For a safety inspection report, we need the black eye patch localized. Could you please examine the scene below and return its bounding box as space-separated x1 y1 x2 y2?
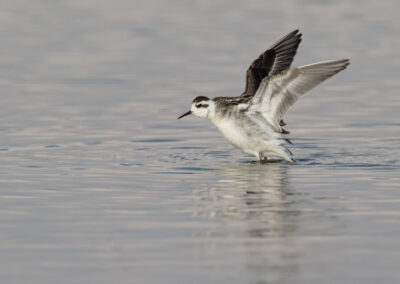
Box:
196 104 209 108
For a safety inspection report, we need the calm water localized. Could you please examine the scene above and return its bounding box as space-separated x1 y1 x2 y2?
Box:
1 0 400 283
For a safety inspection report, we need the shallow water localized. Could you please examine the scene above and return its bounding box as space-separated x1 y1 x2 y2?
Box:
1 0 400 283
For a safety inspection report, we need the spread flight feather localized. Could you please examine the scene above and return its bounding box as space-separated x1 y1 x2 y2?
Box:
246 59 350 132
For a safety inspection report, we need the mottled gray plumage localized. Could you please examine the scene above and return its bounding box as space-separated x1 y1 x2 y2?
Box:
213 29 302 128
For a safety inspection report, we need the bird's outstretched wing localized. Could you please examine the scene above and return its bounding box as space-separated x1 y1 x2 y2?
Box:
247 59 350 132
241 30 302 99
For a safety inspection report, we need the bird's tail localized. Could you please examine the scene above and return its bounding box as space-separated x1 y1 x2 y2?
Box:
263 141 294 163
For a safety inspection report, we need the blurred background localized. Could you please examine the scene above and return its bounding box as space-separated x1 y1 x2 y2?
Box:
1 0 399 283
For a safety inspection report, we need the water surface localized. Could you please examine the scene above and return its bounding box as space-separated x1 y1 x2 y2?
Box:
1 0 400 283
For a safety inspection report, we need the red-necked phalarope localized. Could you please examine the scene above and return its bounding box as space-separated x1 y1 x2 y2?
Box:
178 30 349 162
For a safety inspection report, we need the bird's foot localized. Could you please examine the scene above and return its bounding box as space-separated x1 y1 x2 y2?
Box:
258 153 268 163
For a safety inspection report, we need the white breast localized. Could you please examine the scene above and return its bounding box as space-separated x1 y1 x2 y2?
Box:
211 115 260 156
210 106 286 158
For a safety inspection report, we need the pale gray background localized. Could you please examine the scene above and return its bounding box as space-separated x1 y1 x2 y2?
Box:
1 0 399 283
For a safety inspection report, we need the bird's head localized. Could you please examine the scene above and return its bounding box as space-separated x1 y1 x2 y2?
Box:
177 96 214 119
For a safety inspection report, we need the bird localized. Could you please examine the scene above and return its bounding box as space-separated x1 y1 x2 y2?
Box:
177 30 349 162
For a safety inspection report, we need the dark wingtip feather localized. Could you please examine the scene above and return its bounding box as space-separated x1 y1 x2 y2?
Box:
241 30 303 98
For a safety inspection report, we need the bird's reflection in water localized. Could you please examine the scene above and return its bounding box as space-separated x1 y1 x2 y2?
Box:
193 162 299 238
192 162 300 283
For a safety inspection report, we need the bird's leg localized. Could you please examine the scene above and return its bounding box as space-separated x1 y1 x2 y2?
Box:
258 153 268 163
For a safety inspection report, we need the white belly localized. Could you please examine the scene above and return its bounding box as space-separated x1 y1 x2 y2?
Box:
212 118 259 156
209 113 292 161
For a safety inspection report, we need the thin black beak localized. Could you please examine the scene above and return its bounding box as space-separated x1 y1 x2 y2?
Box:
177 110 192 119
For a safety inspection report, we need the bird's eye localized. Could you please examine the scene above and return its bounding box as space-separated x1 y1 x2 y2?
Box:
196 104 208 108
195 103 209 108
